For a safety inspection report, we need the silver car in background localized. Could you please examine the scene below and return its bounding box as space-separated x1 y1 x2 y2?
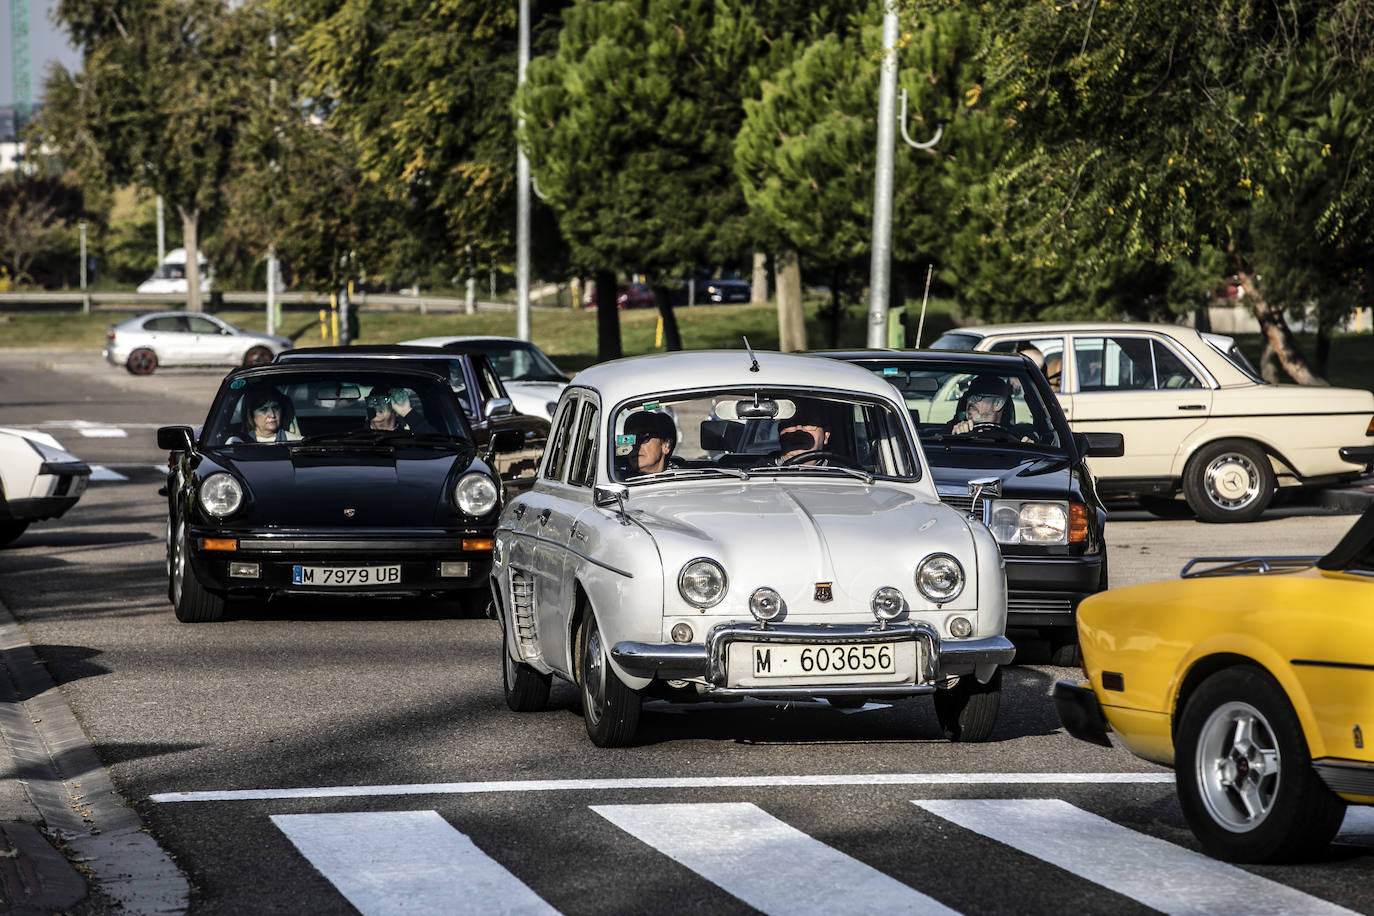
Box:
104 311 294 375
491 350 1014 747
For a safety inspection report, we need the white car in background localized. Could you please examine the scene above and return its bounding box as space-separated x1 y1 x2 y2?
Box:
400 335 568 418
0 427 92 547
104 311 294 375
136 248 213 294
931 322 1374 522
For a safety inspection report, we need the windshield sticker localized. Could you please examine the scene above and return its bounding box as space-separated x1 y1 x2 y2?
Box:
230 378 246 389
615 434 635 447
881 367 898 375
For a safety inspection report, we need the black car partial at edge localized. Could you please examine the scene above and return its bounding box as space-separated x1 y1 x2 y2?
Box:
158 362 522 622
818 350 1123 664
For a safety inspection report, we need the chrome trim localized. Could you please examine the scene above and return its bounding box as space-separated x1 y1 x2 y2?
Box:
512 530 634 578
937 634 1016 670
1313 759 1374 797
611 642 708 679
698 684 937 699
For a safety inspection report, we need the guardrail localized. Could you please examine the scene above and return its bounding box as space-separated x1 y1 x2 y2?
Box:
0 290 525 313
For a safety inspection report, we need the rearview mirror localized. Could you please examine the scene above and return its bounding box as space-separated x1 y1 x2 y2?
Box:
485 396 514 418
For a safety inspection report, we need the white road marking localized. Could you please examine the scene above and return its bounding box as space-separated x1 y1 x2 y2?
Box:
1337 806 1374 844
150 771 1174 803
88 466 128 482
915 799 1358 916
593 802 959 916
272 810 558 916
77 427 127 438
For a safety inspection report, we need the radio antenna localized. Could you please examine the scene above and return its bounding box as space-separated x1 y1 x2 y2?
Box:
743 336 760 372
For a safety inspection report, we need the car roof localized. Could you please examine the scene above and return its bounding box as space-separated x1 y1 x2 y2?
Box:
811 349 1031 368
568 350 912 405
226 361 450 382
401 335 526 346
942 321 1210 340
279 344 476 358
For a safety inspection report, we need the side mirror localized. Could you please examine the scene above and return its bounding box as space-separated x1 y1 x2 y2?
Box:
157 425 195 452
488 429 524 454
594 483 628 509
1076 432 1124 458
485 397 514 418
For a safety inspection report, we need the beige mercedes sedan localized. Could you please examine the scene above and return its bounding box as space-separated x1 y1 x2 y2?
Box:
932 322 1374 522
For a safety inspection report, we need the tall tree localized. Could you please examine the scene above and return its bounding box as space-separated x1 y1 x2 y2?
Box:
39 0 251 311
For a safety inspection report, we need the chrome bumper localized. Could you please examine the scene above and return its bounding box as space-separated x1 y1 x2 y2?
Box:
611 622 1015 697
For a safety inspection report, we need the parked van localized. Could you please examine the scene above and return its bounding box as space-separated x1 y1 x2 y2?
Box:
136 248 213 294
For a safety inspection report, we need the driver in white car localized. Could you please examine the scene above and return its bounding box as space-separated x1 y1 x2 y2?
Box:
777 401 832 465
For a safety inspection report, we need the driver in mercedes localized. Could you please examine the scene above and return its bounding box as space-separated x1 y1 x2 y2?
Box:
947 375 1018 436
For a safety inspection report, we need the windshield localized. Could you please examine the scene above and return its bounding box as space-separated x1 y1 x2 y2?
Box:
610 390 919 483
928 332 981 351
205 370 473 446
462 340 566 383
855 362 1064 449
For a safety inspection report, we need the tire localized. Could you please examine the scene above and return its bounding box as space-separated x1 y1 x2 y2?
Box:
1138 495 1196 520
242 346 274 367
0 520 30 547
1182 440 1275 523
165 514 176 603
1047 627 1081 667
126 348 158 375
171 520 226 622
933 667 1002 742
578 611 640 747
1175 667 1346 863
500 608 550 713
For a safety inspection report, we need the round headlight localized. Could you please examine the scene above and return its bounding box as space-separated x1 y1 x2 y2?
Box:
198 472 244 517
748 587 783 622
454 472 499 516
678 558 726 608
871 586 905 621
915 553 964 602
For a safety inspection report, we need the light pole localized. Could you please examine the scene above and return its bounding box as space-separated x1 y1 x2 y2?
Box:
515 0 531 342
867 1 941 348
79 221 90 314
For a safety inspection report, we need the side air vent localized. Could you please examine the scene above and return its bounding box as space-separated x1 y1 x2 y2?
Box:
509 569 539 661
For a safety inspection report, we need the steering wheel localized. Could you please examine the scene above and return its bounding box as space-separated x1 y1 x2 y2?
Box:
956 423 1022 442
780 450 862 469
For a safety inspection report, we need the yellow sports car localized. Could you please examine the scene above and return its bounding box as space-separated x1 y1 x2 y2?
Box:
1054 505 1374 863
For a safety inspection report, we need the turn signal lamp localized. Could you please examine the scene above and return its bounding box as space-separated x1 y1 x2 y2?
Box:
1069 502 1090 543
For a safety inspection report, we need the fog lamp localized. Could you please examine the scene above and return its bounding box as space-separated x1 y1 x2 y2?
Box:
949 616 973 638
440 561 471 578
228 562 259 579
870 586 905 622
749 587 783 622
671 623 694 644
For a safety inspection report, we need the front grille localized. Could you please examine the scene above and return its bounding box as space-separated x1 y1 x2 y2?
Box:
1007 595 1077 614
939 494 975 514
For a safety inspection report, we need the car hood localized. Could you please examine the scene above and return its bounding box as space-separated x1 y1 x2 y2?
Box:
212 450 472 528
504 381 566 418
626 480 979 615
921 446 1075 502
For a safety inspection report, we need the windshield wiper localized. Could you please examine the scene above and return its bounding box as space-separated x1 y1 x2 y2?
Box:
635 466 750 482
755 465 874 484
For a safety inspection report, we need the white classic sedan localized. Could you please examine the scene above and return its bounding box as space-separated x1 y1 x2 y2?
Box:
105 311 294 375
0 427 91 546
932 322 1374 522
490 350 1015 747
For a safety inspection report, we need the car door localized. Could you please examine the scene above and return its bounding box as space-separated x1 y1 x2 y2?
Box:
1061 333 1213 480
144 315 193 365
187 315 239 363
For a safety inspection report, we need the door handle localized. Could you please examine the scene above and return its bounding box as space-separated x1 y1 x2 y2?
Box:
513 504 526 519
1177 404 1206 411
538 509 551 525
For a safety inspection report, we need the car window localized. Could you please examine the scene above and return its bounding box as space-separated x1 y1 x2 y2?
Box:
1073 336 1156 391
464 340 565 383
1152 340 1203 389
859 363 1063 449
541 397 578 481
207 370 472 445
928 332 981 350
1203 335 1265 382
145 315 190 332
567 402 600 488
609 389 919 483
987 336 1066 392
187 316 224 335
473 358 505 403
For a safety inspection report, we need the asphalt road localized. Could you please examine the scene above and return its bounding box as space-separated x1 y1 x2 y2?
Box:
0 349 1370 915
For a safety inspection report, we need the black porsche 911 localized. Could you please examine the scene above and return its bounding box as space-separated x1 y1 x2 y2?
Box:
157 362 521 622
818 349 1124 665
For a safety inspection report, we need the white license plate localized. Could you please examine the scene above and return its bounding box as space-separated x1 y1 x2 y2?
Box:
291 565 401 587
751 642 897 678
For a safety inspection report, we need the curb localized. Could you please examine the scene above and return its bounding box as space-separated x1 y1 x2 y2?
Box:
0 599 188 914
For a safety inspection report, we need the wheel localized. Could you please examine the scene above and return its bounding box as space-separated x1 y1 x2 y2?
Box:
1138 495 1197 520
171 520 226 622
578 611 641 747
1047 627 1081 667
165 514 176 602
126 348 158 375
1182 440 1275 523
242 346 274 367
1176 667 1346 862
933 667 1002 742
500 608 550 713
0 520 29 547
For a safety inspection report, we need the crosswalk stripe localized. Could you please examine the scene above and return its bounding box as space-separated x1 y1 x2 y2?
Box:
915 799 1357 916
77 427 127 438
89 466 128 482
271 811 558 916
592 802 960 916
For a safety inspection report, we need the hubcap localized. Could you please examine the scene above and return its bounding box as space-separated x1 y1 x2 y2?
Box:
583 622 606 725
1203 453 1261 510
1194 700 1281 832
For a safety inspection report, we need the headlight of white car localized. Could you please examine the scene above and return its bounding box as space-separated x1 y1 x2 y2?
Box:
679 558 727 608
915 553 964 602
198 473 244 517
987 500 1069 545
454 472 499 516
